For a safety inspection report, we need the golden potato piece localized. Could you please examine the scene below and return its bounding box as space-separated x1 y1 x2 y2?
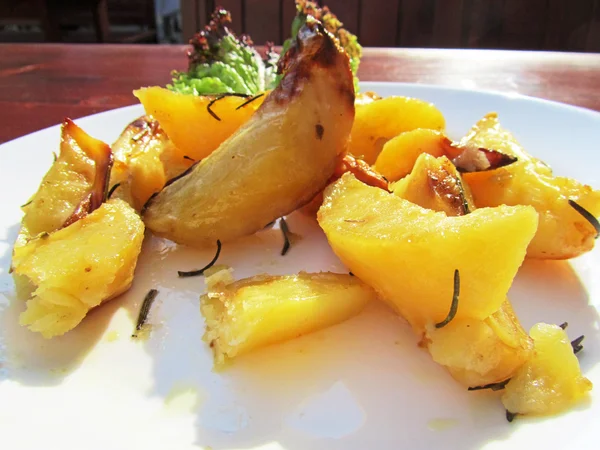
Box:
374 128 449 182
13 200 145 338
134 87 265 161
426 301 533 387
502 323 592 417
109 116 194 211
461 113 600 259
348 97 445 164
201 272 376 365
318 174 538 329
393 153 474 216
143 20 355 247
17 119 110 241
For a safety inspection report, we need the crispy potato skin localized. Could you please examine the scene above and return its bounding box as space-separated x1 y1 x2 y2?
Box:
393 153 474 217
143 21 355 247
17 119 109 241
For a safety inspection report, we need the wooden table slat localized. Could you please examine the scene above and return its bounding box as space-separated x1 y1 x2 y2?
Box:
0 43 599 144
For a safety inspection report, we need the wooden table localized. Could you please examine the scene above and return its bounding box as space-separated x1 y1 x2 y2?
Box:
1 44 599 144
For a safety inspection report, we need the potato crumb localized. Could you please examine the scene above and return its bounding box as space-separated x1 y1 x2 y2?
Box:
204 265 234 290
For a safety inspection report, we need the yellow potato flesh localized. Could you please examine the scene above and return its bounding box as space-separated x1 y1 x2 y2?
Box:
109 116 193 211
375 128 448 182
426 301 533 387
502 323 592 416
13 200 145 338
318 174 538 330
348 97 446 164
201 272 377 365
134 87 264 161
461 113 600 259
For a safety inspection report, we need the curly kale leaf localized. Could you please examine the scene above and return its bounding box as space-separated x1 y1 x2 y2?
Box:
168 8 275 95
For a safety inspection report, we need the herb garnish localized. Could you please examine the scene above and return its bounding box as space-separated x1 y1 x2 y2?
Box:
178 240 222 277
132 289 158 338
235 93 265 110
571 335 585 354
207 93 251 121
280 217 291 256
468 379 510 391
568 199 600 238
435 269 460 328
107 183 121 199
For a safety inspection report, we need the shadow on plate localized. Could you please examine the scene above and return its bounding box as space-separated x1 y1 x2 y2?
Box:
0 221 120 386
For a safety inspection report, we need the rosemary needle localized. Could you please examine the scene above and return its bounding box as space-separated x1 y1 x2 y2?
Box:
435 269 460 329
178 240 222 277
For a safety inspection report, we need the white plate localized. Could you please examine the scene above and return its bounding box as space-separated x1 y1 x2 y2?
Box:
1 82 599 450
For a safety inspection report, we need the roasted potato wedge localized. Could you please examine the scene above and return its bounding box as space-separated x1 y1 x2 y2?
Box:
348 97 445 164
318 174 538 329
13 200 145 338
109 116 194 211
461 113 600 259
502 323 592 417
134 86 265 162
201 271 377 365
143 19 355 247
16 119 111 242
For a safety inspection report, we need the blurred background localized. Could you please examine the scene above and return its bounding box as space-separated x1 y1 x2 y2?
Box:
0 0 598 52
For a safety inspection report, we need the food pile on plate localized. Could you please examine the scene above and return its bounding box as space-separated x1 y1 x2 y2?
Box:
10 1 600 422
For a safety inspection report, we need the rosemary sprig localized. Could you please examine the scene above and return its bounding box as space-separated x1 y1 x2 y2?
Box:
183 155 195 161
468 379 510 392
280 217 291 256
178 240 222 277
559 322 568 330
132 289 158 337
21 199 33 208
235 93 265 110
207 93 251 121
107 183 121 199
435 269 460 329
506 410 517 422
571 335 585 354
568 199 600 239
456 176 471 215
